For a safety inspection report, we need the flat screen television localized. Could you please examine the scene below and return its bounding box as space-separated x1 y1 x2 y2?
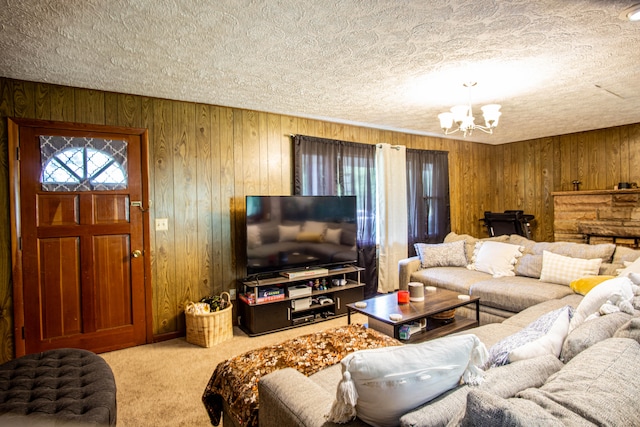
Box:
245 195 358 276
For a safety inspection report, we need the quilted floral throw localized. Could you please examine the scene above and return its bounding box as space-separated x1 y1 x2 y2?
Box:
202 323 400 427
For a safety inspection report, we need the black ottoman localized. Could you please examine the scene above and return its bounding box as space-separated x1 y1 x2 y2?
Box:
0 348 117 426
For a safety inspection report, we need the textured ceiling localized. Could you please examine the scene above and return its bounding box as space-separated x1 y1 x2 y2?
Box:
1 0 640 144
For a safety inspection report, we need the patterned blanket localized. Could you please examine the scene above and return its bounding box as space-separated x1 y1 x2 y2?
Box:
202 323 400 427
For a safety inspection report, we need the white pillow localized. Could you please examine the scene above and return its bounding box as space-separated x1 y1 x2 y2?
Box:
414 240 467 269
278 224 300 242
467 241 523 278
539 250 602 286
568 276 634 333
485 306 572 368
324 228 342 245
509 306 572 363
326 334 488 427
302 220 327 234
618 256 640 277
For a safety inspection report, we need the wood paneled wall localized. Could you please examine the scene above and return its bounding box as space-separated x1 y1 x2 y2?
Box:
491 126 640 242
0 76 639 361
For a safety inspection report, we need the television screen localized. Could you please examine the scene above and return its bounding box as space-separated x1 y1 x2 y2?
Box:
245 195 358 276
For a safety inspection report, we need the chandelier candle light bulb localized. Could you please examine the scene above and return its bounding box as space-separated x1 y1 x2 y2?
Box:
438 82 501 137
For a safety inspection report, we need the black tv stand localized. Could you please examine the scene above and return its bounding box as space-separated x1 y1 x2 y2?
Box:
237 265 364 336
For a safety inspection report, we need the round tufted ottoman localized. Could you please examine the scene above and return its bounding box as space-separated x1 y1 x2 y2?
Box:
0 348 117 425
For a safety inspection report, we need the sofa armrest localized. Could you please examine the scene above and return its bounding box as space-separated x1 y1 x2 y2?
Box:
398 256 422 290
259 368 339 427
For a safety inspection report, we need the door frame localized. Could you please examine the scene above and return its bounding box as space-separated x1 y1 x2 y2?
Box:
8 117 153 357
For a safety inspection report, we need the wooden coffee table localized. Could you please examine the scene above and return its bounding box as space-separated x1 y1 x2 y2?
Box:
346 288 480 343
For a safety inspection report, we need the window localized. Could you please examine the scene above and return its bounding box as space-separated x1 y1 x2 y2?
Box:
294 135 451 293
294 136 376 247
406 148 450 252
39 136 128 191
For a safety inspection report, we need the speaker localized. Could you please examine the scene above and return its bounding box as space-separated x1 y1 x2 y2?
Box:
408 282 425 302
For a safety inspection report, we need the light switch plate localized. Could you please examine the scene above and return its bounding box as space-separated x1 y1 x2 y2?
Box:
155 218 169 231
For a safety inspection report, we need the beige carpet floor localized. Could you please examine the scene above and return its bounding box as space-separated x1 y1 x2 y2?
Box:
101 314 367 426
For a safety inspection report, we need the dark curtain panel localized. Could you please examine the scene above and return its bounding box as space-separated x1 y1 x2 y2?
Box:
293 136 341 195
294 135 378 297
406 149 451 255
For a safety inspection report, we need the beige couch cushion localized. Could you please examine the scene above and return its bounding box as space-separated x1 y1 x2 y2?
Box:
455 323 523 348
612 245 640 264
614 316 640 342
469 276 573 312
459 388 565 426
509 235 616 279
460 338 640 426
503 294 583 329
517 338 640 426
531 241 616 261
561 311 632 362
410 267 492 295
513 254 543 278
508 234 537 253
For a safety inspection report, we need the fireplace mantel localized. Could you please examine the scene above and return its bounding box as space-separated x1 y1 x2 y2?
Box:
552 189 640 247
551 189 640 197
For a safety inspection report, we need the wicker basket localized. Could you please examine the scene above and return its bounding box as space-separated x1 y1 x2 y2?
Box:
185 292 233 347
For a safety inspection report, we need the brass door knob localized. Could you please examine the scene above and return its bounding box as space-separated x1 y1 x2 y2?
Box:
131 250 142 258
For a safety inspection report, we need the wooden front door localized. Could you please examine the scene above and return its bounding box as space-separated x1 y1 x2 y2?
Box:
9 118 152 357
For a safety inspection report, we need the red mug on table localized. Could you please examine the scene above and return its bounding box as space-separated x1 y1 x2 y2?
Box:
397 290 410 304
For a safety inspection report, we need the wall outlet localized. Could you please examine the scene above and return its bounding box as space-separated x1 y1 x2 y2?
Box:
229 289 236 300
155 218 169 231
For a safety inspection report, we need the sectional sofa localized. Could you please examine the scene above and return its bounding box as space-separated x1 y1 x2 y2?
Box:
399 232 640 324
259 288 640 426
256 234 640 426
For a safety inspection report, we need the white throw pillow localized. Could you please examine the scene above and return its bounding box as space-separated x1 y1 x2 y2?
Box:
618 256 640 277
467 241 523 278
302 220 327 234
509 306 572 362
326 334 488 427
414 240 467 269
278 224 300 242
568 276 634 333
539 250 602 286
485 306 572 368
324 228 342 245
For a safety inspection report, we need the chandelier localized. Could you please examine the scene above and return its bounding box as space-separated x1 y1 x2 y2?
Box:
437 82 502 137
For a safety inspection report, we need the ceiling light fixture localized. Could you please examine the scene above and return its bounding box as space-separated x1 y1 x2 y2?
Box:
620 3 640 21
437 82 501 137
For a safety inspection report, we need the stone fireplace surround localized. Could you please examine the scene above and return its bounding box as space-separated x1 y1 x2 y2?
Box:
553 189 640 248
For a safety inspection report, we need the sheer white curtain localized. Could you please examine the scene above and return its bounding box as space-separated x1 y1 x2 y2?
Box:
376 143 408 293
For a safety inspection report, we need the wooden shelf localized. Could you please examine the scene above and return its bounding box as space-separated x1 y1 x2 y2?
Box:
291 302 335 314
242 265 363 288
552 188 640 196
241 281 361 306
406 316 478 343
237 265 365 336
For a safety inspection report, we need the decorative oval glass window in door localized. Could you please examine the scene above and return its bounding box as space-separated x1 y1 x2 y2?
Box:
39 135 128 191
